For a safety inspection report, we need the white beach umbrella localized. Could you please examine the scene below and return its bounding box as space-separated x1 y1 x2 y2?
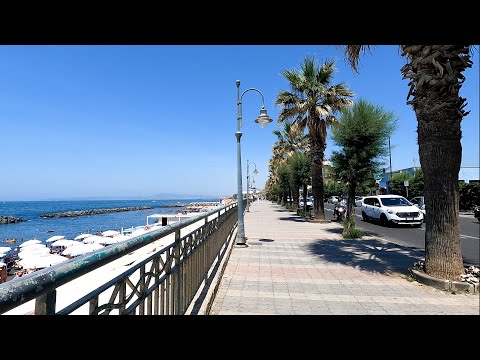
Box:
0 246 12 253
84 243 104 252
51 239 79 248
103 235 132 245
102 230 120 237
19 244 47 252
19 239 42 248
46 235 65 243
83 235 105 244
61 244 88 257
62 243 104 257
19 254 68 270
18 247 51 259
74 233 93 241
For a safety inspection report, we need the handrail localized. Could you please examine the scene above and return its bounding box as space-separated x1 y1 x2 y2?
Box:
0 203 237 314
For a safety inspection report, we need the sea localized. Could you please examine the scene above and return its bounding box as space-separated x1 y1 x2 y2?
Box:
0 199 218 250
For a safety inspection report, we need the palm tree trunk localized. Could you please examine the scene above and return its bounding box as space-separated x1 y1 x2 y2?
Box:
308 117 327 221
401 45 471 279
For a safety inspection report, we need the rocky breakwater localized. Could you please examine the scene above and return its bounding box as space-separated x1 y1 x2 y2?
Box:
0 216 27 224
40 206 154 218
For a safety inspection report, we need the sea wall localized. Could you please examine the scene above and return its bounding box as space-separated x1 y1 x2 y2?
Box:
0 216 27 225
40 206 154 218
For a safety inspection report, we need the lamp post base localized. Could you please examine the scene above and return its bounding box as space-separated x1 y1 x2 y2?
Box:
235 235 248 246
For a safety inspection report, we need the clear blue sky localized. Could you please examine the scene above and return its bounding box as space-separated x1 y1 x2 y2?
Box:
0 45 478 201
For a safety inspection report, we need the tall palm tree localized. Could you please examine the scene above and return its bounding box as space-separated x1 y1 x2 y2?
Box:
342 45 473 280
276 56 354 221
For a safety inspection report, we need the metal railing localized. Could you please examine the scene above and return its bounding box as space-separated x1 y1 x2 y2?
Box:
0 203 238 315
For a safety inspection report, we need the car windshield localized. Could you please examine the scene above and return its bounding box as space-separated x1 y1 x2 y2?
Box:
381 197 411 206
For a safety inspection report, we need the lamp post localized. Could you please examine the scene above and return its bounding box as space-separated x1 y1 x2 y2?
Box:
246 160 258 212
235 80 272 245
388 136 393 194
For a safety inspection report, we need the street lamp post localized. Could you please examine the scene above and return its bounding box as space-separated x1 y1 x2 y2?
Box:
235 80 272 245
387 135 393 194
246 160 258 212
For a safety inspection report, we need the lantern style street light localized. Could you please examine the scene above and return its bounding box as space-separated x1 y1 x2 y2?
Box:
235 80 272 245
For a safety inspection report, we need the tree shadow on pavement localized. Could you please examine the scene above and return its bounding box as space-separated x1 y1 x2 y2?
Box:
307 237 424 276
278 216 309 222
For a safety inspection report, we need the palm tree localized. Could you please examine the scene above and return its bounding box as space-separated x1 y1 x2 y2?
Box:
267 122 309 204
276 56 354 221
342 45 473 280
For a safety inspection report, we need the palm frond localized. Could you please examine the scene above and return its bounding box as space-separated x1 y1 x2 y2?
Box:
317 59 336 85
341 45 373 72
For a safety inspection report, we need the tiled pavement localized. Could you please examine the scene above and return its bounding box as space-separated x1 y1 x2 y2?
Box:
209 200 480 315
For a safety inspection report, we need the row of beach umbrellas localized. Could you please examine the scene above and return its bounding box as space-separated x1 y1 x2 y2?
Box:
6 229 129 271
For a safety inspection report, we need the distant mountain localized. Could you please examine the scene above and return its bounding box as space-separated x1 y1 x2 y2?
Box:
36 193 226 201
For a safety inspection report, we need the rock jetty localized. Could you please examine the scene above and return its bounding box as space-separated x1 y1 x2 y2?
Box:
0 216 27 225
40 206 154 218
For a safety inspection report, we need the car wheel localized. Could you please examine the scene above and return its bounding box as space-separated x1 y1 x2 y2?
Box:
380 214 390 227
362 211 369 221
413 223 422 228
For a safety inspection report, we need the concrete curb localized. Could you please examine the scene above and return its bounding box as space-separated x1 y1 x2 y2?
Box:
410 269 479 294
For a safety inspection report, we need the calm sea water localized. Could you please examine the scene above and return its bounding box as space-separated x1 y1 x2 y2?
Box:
0 199 217 249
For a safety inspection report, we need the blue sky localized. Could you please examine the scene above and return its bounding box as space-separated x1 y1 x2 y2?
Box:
0 45 478 201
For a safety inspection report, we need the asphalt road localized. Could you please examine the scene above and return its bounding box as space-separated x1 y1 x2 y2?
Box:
323 203 479 266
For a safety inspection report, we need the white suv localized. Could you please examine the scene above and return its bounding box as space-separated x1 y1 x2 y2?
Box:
361 195 423 227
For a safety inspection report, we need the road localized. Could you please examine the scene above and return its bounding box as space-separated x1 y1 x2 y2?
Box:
323 203 479 266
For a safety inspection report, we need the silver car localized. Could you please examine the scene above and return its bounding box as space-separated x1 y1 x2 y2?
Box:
409 196 426 218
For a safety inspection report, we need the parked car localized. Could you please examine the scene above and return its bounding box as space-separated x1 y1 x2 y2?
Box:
361 195 423 227
299 197 313 210
474 206 480 222
355 196 364 207
327 196 340 204
409 196 426 219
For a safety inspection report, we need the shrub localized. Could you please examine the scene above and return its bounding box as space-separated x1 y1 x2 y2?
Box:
342 226 365 239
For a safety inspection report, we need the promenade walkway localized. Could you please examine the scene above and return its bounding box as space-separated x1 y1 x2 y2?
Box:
210 200 479 315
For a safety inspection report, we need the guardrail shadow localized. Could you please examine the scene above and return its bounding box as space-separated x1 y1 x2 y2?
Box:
307 237 424 276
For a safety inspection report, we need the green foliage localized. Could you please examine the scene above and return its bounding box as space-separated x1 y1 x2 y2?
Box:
389 171 413 197
330 99 397 194
276 164 291 192
287 152 311 189
297 209 311 218
459 182 480 210
409 168 424 197
356 176 378 196
342 226 365 239
389 168 424 198
324 182 347 197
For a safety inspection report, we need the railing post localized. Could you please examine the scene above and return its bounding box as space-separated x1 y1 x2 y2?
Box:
174 229 181 315
119 279 126 315
35 289 57 315
89 296 99 315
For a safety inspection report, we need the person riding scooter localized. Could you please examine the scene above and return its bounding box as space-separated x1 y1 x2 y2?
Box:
334 198 347 222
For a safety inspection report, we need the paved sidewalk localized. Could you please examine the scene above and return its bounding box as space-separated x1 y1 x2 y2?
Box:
210 200 479 315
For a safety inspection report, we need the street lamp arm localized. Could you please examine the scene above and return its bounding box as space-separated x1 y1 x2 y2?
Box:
240 88 266 107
